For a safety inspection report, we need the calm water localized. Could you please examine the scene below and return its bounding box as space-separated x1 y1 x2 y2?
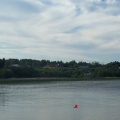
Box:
0 80 120 120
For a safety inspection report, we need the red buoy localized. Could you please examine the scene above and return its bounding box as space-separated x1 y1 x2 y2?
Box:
74 104 78 108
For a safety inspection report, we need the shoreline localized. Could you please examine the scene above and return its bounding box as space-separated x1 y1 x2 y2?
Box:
0 77 120 83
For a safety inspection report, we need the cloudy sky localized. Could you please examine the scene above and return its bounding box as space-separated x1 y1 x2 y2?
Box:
0 0 120 63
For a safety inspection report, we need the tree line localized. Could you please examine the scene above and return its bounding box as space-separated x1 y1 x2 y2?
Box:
0 58 120 78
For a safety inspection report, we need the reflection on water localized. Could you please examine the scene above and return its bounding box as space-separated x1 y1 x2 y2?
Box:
0 80 120 120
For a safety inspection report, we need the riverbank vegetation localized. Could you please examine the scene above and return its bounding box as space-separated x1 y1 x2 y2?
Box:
0 58 120 79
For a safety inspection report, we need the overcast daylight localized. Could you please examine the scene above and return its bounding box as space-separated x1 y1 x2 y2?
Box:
0 0 120 63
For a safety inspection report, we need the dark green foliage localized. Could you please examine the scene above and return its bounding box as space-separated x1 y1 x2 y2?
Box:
9 66 37 78
0 58 120 78
0 58 5 69
0 68 14 78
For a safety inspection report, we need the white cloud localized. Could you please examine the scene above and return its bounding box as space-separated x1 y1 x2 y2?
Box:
0 0 120 63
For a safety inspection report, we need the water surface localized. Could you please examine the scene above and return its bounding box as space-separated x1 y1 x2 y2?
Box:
0 80 120 120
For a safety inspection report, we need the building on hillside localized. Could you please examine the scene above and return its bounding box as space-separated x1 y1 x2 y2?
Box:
84 72 92 76
54 64 63 68
44 65 51 68
10 64 20 67
78 66 89 69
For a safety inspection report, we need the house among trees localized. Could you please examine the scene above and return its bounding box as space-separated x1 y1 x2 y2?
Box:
10 64 20 67
54 64 63 68
78 66 89 69
44 65 51 68
84 72 92 76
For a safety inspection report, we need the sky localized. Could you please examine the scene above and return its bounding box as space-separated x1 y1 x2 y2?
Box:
0 0 120 63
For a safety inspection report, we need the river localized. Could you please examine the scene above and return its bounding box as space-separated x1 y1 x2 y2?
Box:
0 80 120 120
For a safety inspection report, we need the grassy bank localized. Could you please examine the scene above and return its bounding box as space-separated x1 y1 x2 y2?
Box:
0 77 120 84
